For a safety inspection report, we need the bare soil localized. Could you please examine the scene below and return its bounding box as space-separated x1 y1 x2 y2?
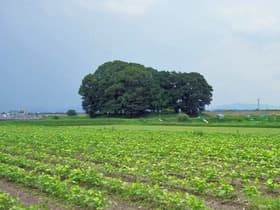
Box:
107 196 147 210
0 179 75 209
205 198 247 210
0 179 148 210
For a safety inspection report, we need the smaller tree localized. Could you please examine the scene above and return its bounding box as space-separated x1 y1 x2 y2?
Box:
66 109 77 116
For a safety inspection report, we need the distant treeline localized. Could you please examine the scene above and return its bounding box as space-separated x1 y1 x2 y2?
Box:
79 60 213 117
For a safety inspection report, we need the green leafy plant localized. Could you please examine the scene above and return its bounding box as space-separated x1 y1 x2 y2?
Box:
243 185 260 197
218 182 234 198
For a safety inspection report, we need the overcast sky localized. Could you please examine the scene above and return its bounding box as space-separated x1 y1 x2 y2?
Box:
1 0 280 112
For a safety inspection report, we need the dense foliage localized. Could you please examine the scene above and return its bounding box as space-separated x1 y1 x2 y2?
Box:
79 60 213 117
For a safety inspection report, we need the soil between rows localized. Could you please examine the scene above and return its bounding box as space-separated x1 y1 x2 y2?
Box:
0 178 149 210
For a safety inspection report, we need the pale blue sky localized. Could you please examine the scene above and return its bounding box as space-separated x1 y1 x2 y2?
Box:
1 0 280 112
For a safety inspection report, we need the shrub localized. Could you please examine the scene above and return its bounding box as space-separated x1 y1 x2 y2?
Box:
176 113 191 122
67 109 77 116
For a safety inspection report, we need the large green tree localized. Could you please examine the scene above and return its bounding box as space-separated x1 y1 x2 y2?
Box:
79 61 159 117
79 61 213 117
156 71 213 115
169 72 213 115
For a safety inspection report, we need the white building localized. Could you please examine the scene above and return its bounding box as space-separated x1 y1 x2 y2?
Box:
0 110 41 120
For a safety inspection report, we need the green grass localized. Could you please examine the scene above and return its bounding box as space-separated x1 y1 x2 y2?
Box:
1 113 280 129
92 125 280 136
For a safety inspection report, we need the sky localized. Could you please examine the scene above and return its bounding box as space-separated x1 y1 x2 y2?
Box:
1 0 280 112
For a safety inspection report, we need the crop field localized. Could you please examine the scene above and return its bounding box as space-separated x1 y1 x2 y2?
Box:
0 124 279 209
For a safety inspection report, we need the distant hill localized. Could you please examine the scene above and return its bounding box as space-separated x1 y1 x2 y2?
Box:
209 103 280 111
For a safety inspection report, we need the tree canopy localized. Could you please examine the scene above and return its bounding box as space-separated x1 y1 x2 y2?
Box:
66 109 77 116
79 61 213 117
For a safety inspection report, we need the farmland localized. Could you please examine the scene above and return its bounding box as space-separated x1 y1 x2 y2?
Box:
0 117 280 209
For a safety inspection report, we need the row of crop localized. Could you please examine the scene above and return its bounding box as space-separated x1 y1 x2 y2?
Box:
1 134 279 183
1 141 279 199
2 139 279 199
1 149 278 207
0 148 237 199
0 152 206 210
1 127 279 182
0 190 42 210
0 163 106 210
1 126 279 204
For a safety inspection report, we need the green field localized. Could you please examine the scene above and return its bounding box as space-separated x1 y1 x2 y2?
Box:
0 116 279 209
3 112 280 128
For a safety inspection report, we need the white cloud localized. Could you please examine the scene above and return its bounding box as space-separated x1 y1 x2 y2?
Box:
76 0 159 16
102 0 158 16
214 1 280 34
198 35 280 105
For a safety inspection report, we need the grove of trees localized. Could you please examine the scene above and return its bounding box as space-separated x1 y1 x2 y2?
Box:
79 61 213 117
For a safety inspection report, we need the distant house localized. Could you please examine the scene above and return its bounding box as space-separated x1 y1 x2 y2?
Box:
0 110 41 121
0 112 7 119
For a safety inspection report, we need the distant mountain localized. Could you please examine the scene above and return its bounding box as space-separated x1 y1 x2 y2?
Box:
209 103 280 111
